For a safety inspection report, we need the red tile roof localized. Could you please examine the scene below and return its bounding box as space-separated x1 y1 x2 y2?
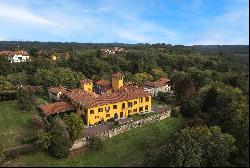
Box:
0 50 29 57
144 78 170 88
48 86 66 94
95 79 111 86
0 51 13 57
65 87 150 108
39 101 75 116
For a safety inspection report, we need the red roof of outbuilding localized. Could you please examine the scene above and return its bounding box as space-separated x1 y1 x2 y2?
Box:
144 78 170 88
48 86 66 94
39 101 75 116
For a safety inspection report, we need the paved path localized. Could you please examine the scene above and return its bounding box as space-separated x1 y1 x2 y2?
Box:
152 105 172 114
83 124 110 137
83 117 133 137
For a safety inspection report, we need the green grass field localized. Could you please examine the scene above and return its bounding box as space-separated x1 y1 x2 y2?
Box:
0 96 47 148
3 116 186 167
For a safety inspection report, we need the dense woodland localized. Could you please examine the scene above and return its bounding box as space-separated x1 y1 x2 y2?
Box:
0 41 249 167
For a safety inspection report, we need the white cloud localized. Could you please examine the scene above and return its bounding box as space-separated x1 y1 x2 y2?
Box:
0 3 61 27
187 6 249 45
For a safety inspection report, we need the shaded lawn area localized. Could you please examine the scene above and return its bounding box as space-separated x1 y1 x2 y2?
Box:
0 97 47 148
35 96 48 105
3 116 187 167
152 98 165 106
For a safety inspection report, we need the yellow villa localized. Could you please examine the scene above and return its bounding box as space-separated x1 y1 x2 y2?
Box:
40 73 152 125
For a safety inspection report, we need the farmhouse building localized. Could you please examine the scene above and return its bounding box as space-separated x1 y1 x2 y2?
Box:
40 73 152 125
143 78 171 97
48 86 67 101
0 50 30 63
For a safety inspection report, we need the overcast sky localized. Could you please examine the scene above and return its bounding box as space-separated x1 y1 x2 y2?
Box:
0 0 249 45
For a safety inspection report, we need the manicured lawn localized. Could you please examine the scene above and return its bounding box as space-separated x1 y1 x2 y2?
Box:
3 116 187 167
0 97 47 148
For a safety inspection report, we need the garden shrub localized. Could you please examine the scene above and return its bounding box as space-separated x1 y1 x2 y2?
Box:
171 108 181 118
0 144 5 163
35 129 53 151
27 115 46 130
64 113 84 141
49 116 72 158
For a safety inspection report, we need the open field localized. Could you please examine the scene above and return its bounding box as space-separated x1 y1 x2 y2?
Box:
0 97 47 148
2 116 186 167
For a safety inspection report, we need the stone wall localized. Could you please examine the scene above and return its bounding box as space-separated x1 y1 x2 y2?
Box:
95 109 171 140
70 108 176 151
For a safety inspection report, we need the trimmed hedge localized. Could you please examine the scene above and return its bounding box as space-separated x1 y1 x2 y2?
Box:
0 90 17 101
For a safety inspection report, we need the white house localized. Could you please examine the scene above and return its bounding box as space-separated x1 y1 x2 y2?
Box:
143 78 171 97
10 54 30 63
0 50 30 63
48 86 67 101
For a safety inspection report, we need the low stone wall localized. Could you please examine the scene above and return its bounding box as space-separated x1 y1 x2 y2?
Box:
96 109 171 140
70 107 176 151
3 143 36 160
70 137 88 151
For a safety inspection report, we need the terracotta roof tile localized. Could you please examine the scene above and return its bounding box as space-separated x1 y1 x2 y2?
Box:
95 79 111 86
65 87 150 108
39 101 75 116
48 86 66 94
144 78 170 88
0 50 29 57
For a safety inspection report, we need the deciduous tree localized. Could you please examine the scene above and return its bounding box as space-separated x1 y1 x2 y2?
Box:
50 116 72 158
64 113 84 141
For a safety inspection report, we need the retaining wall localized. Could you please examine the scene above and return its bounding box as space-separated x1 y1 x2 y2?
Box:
70 108 175 151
